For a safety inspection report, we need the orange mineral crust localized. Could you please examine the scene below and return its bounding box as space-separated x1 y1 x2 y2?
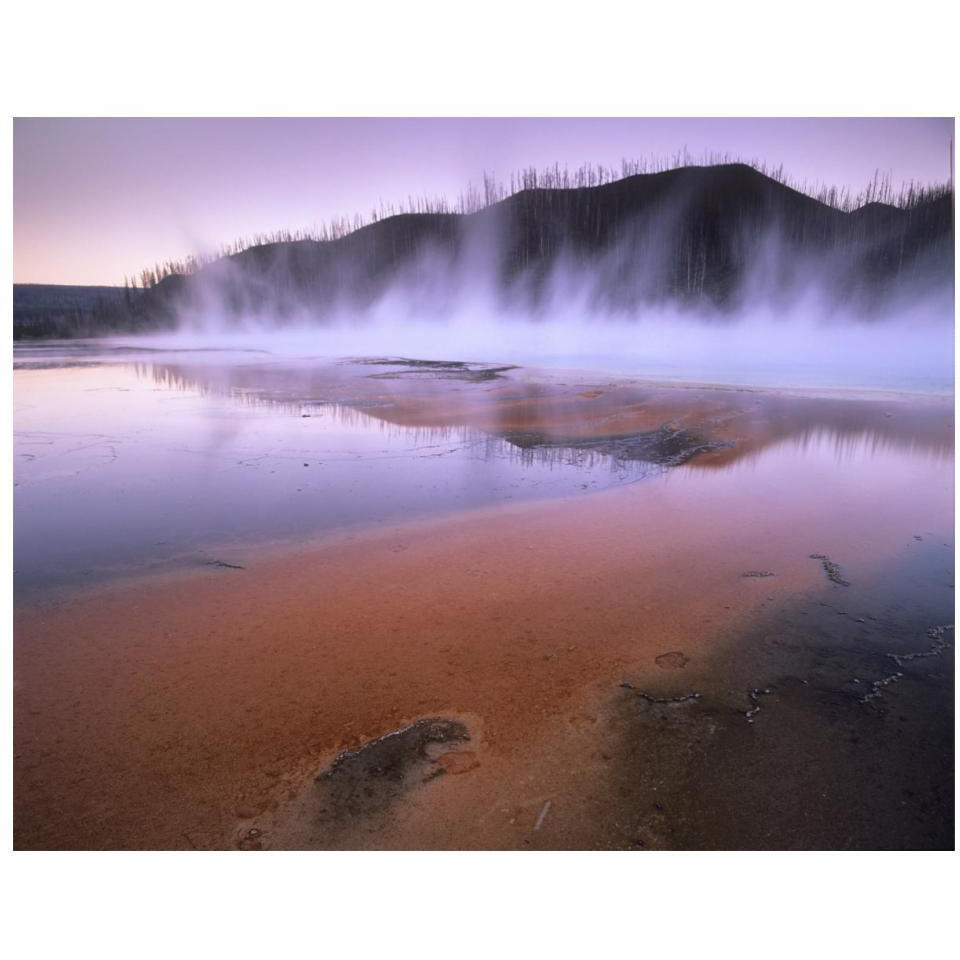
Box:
14 382 953 848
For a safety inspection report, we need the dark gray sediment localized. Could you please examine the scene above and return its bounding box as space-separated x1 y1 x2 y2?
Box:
583 545 954 850
502 425 732 466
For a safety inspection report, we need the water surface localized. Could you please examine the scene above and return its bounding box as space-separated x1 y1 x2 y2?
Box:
14 340 953 595
13 339 955 851
14 347 652 591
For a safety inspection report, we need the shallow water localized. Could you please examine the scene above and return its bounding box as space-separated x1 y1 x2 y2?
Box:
13 347 656 591
14 340 953 595
13 340 956 851
115 317 957 395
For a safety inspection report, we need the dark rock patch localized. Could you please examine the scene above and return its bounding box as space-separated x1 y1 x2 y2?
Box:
347 357 517 382
503 425 732 467
312 717 470 821
809 553 849 586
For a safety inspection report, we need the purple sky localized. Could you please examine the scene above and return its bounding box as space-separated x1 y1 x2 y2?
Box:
14 117 954 285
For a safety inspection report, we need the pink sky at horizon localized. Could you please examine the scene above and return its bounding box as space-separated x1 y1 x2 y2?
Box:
13 117 954 286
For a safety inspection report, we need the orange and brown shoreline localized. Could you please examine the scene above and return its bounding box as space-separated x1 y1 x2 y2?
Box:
13 363 955 850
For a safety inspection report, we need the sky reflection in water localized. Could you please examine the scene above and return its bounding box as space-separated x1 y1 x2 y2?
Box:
13 345 953 592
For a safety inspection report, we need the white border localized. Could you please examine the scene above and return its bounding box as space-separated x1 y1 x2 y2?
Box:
2 3 958 959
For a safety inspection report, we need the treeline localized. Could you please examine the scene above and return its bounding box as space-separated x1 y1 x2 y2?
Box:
13 284 151 339
124 155 953 289
152 163 954 319
18 161 952 338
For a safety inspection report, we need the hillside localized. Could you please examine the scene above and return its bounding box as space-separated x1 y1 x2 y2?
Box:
16 165 955 338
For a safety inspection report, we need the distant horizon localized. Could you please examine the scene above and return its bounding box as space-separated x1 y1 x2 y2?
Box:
14 117 954 285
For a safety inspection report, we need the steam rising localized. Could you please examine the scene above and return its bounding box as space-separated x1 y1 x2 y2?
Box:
136 165 955 392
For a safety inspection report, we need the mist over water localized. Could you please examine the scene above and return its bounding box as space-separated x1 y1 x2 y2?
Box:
39 163 943 392
158 290 954 393
153 177 953 392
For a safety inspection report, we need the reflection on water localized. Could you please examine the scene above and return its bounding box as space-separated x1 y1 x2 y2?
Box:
13 342 954 592
13 356 649 591
692 423 952 474
786 424 952 465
